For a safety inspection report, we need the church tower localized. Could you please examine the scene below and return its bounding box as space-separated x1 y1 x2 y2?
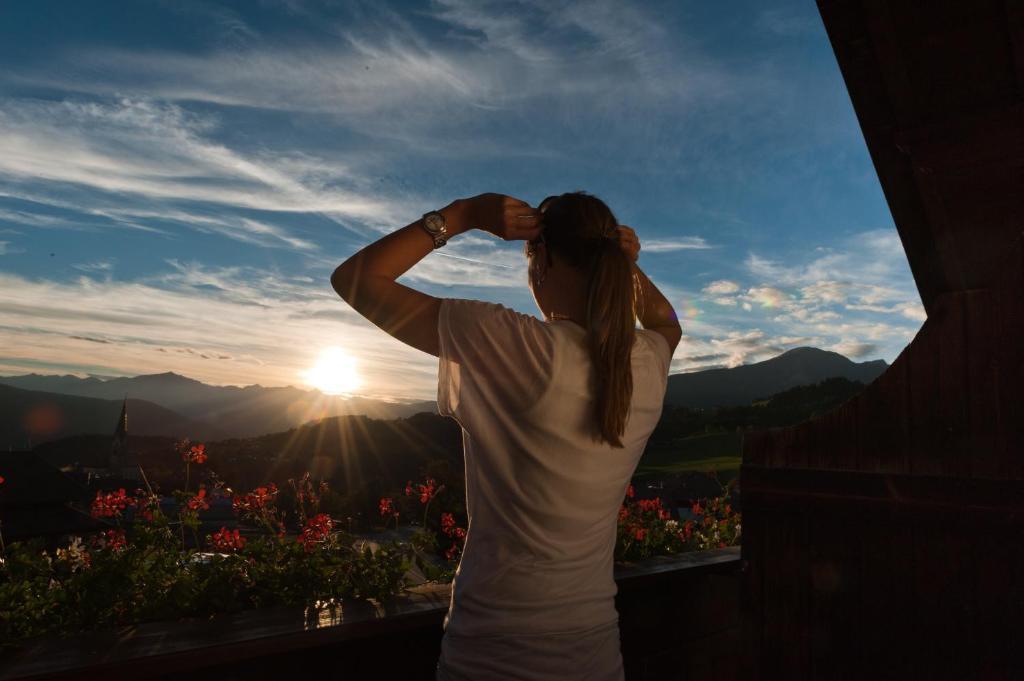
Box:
109 397 140 480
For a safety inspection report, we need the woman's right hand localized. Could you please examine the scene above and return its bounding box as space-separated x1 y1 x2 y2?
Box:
617 224 641 262
461 193 543 242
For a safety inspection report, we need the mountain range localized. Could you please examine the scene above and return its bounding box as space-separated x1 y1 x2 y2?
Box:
0 346 888 448
0 372 434 448
664 347 887 408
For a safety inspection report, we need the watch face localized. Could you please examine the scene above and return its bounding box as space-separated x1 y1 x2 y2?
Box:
425 212 446 234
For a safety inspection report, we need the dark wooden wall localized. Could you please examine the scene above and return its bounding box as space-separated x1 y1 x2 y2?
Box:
740 1 1024 679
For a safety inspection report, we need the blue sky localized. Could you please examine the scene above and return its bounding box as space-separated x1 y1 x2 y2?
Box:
0 0 924 401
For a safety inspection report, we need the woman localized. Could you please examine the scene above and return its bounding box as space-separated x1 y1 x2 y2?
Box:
331 191 681 681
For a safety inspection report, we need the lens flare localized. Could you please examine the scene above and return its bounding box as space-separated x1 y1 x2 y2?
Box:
678 298 701 318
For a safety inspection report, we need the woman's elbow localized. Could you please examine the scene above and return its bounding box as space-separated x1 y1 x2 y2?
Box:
331 262 354 301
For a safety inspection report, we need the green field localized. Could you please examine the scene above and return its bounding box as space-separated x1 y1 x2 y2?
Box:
635 431 742 478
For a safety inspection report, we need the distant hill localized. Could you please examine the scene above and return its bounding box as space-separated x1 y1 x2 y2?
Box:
0 372 436 439
651 376 870 443
0 384 226 449
664 347 888 408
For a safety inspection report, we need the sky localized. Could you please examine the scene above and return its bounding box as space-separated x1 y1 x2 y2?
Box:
0 0 926 402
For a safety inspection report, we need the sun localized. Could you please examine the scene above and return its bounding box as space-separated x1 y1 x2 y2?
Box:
303 347 362 395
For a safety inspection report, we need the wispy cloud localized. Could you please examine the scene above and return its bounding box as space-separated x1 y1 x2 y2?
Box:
0 98 410 232
644 236 712 252
4 0 763 160
703 280 740 295
830 340 878 359
72 259 115 275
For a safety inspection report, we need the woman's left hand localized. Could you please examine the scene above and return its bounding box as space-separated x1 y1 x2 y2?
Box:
461 193 544 242
617 224 641 262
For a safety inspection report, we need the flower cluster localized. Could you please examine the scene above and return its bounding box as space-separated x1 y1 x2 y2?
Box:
405 477 442 504
232 483 285 538
91 488 137 519
232 483 278 514
94 528 128 552
688 496 741 551
209 526 246 552
615 482 741 561
378 496 400 524
635 497 672 520
178 440 208 464
133 488 161 522
439 512 467 561
55 536 91 571
186 487 209 512
298 513 334 552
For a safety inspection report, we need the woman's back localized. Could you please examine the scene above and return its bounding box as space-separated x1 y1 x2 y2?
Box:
437 298 673 640
331 190 681 681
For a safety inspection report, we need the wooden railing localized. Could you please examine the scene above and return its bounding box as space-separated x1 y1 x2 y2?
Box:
0 547 742 681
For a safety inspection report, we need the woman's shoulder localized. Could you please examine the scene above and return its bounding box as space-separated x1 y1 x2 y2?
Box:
443 298 548 332
634 328 673 375
440 299 554 362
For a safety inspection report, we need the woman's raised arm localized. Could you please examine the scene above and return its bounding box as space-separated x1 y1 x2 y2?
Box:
330 194 542 357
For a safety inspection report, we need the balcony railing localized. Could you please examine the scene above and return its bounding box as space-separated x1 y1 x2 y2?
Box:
0 547 741 681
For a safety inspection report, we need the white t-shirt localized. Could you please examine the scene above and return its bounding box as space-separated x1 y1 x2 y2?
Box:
435 298 672 681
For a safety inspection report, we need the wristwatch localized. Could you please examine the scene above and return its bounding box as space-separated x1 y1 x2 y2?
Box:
421 210 448 248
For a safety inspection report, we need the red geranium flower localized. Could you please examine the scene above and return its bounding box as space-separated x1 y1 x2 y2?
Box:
233 483 278 514
636 497 663 513
298 513 333 552
99 528 127 552
91 488 137 518
187 488 209 512
625 484 635 499
182 442 207 464
419 477 437 503
378 496 398 519
211 526 246 551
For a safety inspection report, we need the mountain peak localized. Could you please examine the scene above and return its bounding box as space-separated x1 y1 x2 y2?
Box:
134 371 200 383
666 345 889 408
780 346 828 355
